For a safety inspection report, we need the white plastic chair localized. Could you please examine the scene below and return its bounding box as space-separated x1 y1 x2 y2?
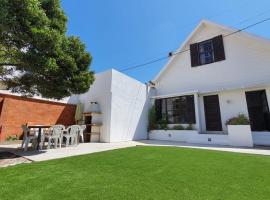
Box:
45 125 65 149
21 125 38 151
79 125 86 143
63 125 80 147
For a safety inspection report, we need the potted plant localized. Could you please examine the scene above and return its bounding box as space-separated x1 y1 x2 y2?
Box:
226 114 253 147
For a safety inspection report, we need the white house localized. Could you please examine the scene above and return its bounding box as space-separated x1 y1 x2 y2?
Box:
149 20 270 146
2 20 270 147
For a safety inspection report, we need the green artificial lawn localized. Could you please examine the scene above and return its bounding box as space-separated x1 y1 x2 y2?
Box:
1 146 270 200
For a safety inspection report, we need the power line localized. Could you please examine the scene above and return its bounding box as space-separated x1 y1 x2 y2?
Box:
119 17 270 72
233 8 270 26
120 56 168 72
173 16 270 55
223 16 270 37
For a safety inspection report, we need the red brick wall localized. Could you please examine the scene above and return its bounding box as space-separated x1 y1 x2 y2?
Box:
0 94 76 141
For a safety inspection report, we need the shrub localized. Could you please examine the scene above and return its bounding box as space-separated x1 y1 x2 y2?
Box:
148 105 159 131
185 124 194 130
6 135 18 141
172 125 185 130
157 119 169 130
226 114 250 125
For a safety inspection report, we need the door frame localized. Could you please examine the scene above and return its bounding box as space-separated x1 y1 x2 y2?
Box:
203 94 223 132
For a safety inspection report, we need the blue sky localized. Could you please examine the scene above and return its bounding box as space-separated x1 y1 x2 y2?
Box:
61 0 270 83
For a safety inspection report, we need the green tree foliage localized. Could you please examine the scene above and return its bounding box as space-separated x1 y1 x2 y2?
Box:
0 0 94 99
148 105 158 131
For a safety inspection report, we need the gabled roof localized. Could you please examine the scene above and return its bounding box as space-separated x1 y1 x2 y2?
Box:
153 19 270 82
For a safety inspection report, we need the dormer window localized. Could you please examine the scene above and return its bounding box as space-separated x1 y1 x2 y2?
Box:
190 35 225 67
199 40 214 65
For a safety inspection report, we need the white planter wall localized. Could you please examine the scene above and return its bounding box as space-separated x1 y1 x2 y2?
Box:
149 130 230 146
228 125 253 147
149 130 196 142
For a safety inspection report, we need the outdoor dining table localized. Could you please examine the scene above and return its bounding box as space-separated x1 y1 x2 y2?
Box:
28 125 52 150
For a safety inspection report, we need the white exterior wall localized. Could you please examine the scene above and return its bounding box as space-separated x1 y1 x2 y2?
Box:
155 23 270 96
78 70 113 142
199 89 250 133
78 69 148 143
109 70 148 142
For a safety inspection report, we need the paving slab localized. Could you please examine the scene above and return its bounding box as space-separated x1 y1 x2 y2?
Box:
12 142 137 162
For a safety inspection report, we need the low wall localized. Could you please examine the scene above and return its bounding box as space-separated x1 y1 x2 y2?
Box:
0 93 76 141
149 130 230 146
252 132 270 146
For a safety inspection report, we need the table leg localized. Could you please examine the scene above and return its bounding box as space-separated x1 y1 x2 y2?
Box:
37 128 41 150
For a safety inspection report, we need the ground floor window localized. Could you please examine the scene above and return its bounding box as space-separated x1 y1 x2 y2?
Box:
245 90 270 131
155 95 196 124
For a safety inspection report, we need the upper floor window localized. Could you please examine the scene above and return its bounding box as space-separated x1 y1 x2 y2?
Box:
190 35 225 67
199 40 214 65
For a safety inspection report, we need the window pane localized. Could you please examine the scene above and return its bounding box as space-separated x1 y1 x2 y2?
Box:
161 99 167 120
199 40 214 65
167 110 173 124
173 111 181 123
155 99 162 121
172 97 180 110
166 98 173 110
155 95 196 124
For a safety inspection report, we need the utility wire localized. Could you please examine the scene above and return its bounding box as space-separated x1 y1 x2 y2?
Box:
119 17 270 72
233 8 270 26
223 16 270 37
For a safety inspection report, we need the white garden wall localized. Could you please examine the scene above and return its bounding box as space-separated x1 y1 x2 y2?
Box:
78 69 148 143
109 70 148 142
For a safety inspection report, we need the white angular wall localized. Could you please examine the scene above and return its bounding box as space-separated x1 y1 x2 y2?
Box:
109 70 148 142
78 69 148 143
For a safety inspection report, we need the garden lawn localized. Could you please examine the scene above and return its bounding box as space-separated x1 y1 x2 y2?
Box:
1 146 270 200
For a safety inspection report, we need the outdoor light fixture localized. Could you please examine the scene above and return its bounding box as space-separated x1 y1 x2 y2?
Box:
226 100 232 104
148 81 155 86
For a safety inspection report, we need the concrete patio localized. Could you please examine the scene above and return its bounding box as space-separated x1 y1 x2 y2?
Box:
0 142 138 162
1 140 270 164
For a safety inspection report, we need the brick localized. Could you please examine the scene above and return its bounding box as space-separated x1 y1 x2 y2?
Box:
0 94 76 141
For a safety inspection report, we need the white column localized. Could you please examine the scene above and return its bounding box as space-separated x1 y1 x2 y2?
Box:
194 93 201 132
265 87 270 110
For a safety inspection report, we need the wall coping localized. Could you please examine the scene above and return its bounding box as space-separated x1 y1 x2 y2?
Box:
0 93 76 106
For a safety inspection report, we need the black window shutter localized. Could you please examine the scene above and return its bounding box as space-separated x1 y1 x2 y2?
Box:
190 43 199 67
212 35 225 62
